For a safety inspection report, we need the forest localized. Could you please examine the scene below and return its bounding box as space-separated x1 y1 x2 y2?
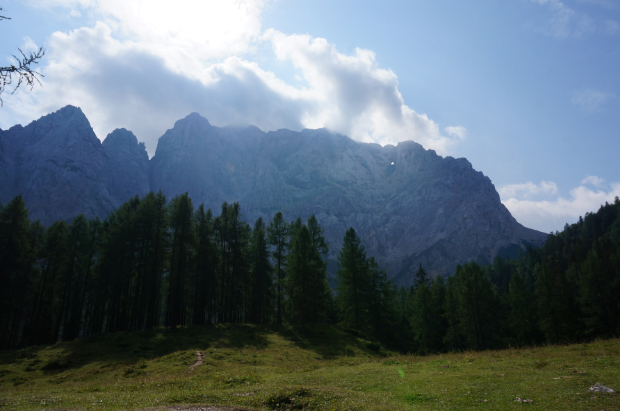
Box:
1 192 619 353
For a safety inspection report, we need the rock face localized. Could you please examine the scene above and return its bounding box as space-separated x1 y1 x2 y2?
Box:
0 106 547 283
102 128 150 203
150 113 546 282
0 106 149 224
0 106 116 223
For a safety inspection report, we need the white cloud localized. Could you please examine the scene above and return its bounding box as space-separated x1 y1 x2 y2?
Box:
263 30 461 152
69 9 81 18
581 175 604 187
0 5 464 156
531 0 615 37
571 88 614 112
20 37 39 53
502 180 620 233
444 126 467 140
28 0 268 62
499 181 558 199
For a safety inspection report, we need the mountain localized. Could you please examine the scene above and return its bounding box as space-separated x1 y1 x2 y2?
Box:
0 106 547 283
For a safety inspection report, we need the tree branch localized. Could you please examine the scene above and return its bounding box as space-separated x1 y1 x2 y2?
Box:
0 8 45 106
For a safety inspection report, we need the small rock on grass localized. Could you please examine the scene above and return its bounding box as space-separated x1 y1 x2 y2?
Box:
588 383 615 393
514 397 533 403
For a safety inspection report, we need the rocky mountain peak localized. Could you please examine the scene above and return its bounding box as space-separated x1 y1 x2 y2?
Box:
0 106 548 283
103 128 150 203
103 128 140 148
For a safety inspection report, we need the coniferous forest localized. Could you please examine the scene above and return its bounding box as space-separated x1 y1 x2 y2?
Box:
1 193 619 353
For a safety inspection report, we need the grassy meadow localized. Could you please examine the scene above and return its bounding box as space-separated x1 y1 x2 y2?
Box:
0 325 618 411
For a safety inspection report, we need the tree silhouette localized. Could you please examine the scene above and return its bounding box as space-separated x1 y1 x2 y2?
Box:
0 8 45 106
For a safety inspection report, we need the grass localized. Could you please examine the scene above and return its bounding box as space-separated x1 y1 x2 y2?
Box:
0 324 618 410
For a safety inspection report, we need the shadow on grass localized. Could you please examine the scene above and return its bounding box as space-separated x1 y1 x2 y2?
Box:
269 324 382 359
0 323 380 377
1 324 273 374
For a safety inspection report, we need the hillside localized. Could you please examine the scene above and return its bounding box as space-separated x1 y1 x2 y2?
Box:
0 106 546 282
0 325 618 411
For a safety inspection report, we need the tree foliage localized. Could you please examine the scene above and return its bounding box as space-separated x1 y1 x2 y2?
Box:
0 8 45 106
1 194 619 353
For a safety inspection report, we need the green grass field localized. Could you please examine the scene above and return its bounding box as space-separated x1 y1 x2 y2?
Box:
0 325 618 410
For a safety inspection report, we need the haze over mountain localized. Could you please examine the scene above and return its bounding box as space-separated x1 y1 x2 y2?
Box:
0 106 547 284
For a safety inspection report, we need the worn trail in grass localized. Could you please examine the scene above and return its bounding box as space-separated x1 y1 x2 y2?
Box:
0 325 618 410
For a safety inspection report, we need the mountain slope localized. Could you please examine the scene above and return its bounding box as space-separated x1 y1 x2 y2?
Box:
0 106 546 282
150 112 547 281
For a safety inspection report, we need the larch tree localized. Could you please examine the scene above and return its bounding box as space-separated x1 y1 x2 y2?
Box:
268 211 289 325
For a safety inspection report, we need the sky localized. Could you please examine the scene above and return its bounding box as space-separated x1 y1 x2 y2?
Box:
1 0 619 234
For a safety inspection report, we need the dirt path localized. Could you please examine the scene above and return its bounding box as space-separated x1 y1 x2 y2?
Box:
188 351 204 372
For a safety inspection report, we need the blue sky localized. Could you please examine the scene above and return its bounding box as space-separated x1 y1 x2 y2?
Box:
1 0 619 233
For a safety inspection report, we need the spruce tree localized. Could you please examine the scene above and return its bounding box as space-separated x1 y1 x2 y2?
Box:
443 275 467 351
366 257 400 345
336 227 369 330
286 225 329 327
411 282 442 354
536 259 582 343
453 263 500 350
414 263 431 289
508 271 540 346
576 238 619 337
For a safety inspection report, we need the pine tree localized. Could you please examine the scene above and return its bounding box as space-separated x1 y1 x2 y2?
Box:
166 193 195 328
193 204 216 325
336 227 369 330
268 211 289 325
453 263 500 350
576 238 619 337
430 275 448 350
443 274 467 351
249 217 273 324
137 191 168 330
61 215 93 341
414 263 431 289
0 196 39 348
366 257 400 345
508 271 540 346
410 282 442 354
536 259 582 343
25 221 70 345
286 225 329 327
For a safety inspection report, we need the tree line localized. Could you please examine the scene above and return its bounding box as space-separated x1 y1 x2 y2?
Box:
1 193 619 352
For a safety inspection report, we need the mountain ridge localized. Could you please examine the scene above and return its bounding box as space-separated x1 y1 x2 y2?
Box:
0 105 547 284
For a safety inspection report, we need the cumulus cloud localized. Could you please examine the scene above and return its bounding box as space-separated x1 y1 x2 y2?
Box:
28 0 267 61
572 88 615 112
1 2 464 157
444 126 467 140
501 179 620 233
263 30 460 151
499 181 558 199
4 23 308 153
581 175 604 187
